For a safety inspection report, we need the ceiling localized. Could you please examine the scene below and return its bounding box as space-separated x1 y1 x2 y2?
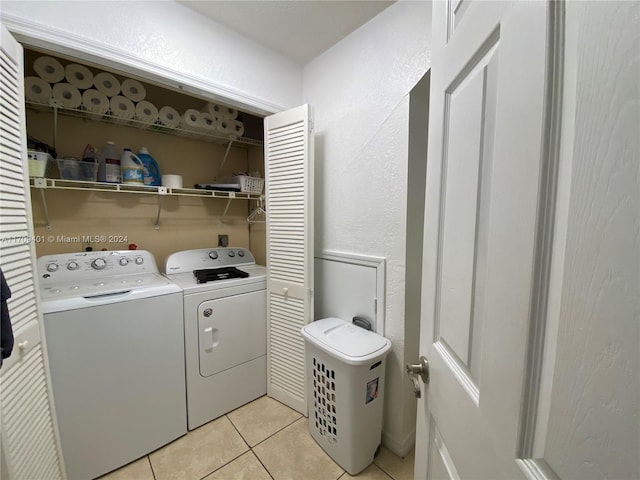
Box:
179 1 395 65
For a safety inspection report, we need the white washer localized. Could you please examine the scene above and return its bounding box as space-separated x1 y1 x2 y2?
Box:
164 247 267 430
38 250 186 480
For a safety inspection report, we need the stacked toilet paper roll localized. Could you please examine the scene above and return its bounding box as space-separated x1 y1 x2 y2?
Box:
121 78 146 102
93 72 121 97
215 118 245 138
218 105 238 120
230 119 244 137
82 89 109 117
52 83 82 108
135 100 159 126
109 95 135 123
181 109 202 132
200 112 217 133
34 56 65 83
203 102 238 120
158 106 180 129
24 77 52 103
65 64 94 90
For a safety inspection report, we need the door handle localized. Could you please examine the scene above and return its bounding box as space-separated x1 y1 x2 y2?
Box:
406 356 430 398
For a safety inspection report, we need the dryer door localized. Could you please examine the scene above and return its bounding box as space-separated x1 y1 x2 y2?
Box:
198 290 267 377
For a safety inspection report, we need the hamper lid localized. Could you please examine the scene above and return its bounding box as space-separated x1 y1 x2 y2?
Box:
301 317 391 365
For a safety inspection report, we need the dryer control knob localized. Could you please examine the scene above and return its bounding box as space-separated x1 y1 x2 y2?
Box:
119 258 129 266
67 261 79 271
208 251 219 260
91 258 107 270
237 250 245 257
135 256 144 265
228 251 236 257
46 262 59 272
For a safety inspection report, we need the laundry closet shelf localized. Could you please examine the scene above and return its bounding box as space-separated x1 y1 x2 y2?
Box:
26 101 263 147
30 178 260 230
30 178 259 199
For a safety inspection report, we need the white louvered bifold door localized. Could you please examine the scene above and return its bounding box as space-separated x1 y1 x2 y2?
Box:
0 25 64 480
264 104 314 414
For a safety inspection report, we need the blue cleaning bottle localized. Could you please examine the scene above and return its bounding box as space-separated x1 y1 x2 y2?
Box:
137 147 161 186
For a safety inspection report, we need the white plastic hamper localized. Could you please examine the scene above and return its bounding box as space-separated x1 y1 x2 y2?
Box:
301 317 392 475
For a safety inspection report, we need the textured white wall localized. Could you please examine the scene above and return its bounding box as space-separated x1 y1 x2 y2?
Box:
0 0 302 113
543 2 639 478
303 1 432 454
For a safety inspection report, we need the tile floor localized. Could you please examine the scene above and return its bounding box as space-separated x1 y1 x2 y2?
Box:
100 395 415 480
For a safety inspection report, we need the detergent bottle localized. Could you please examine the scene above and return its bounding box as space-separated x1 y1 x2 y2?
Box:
99 141 121 183
137 147 161 186
120 148 145 185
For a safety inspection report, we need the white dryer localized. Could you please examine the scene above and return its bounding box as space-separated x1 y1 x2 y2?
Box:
165 247 267 430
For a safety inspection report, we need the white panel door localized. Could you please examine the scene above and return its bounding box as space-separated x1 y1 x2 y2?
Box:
415 1 639 478
415 1 550 478
0 24 64 480
264 104 314 414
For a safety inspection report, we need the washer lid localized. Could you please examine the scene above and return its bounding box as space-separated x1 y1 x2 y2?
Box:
301 317 391 365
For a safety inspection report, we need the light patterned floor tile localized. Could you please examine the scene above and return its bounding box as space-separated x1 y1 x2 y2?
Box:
374 446 415 480
203 451 271 480
338 463 393 479
98 456 154 480
228 395 302 447
149 416 249 480
253 417 344 480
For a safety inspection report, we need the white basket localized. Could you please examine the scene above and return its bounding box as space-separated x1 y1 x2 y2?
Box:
236 175 264 194
27 150 53 177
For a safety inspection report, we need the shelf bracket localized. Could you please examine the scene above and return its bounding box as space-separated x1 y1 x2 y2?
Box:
48 99 61 151
154 187 167 229
219 136 237 172
221 198 233 218
34 178 52 230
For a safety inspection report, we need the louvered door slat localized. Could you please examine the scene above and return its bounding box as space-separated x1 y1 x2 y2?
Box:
0 24 63 480
265 104 313 414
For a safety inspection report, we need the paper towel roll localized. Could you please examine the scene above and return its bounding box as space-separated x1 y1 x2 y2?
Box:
204 102 238 120
200 112 217 133
135 100 158 126
181 109 202 131
121 78 146 102
65 64 94 90
24 77 52 103
34 56 65 83
93 72 121 97
109 95 135 122
216 118 232 136
229 120 245 137
52 83 82 109
82 89 109 116
158 106 180 128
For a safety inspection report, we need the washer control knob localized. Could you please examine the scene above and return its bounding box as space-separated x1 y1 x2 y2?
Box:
119 258 130 266
208 251 219 260
91 258 107 270
237 250 245 257
228 251 236 258
46 262 59 272
67 261 79 271
135 256 144 265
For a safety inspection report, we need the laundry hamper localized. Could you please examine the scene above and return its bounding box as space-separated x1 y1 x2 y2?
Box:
301 317 392 475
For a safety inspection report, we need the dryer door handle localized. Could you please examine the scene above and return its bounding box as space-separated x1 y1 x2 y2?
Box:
202 327 219 351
